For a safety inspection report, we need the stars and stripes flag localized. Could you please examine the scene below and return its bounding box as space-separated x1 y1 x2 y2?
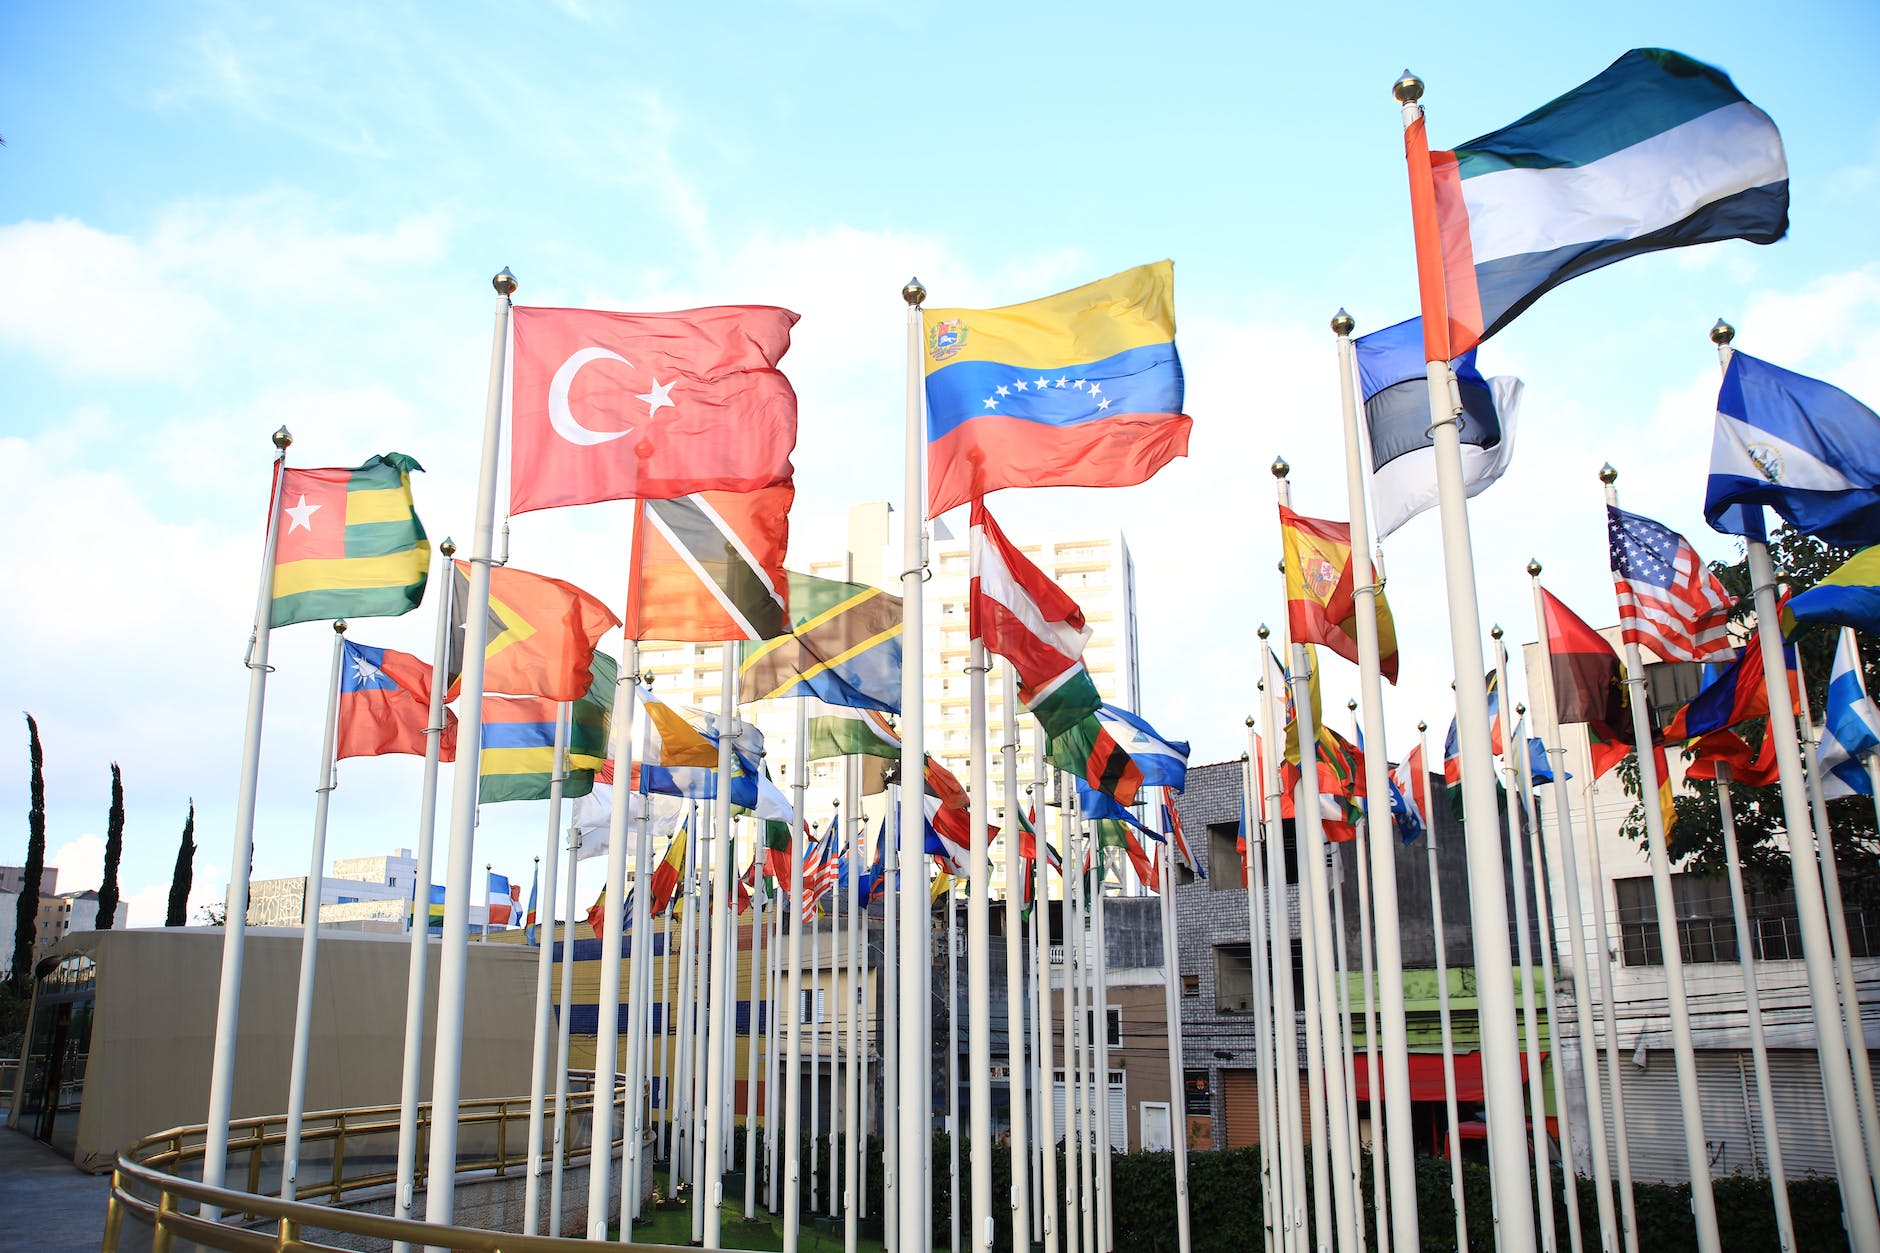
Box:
800 826 841 921
1607 504 1736 661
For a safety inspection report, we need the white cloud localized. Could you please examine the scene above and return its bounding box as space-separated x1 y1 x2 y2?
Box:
48 833 104 897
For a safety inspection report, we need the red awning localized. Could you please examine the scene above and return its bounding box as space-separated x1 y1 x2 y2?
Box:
1346 1051 1541 1104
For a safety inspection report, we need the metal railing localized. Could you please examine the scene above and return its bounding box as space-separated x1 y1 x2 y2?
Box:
102 1072 713 1252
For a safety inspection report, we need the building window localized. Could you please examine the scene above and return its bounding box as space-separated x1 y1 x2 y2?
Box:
1181 974 1199 998
1615 873 1739 965
1207 823 1240 891
1183 1068 1212 1116
1214 944 1254 1015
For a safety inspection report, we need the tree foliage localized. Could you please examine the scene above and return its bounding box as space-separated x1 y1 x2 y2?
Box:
11 713 46 989
166 800 196 927
96 762 125 929
1616 526 1879 901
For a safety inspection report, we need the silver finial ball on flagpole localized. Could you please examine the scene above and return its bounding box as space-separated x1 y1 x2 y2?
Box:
1491 624 1503 640
1417 720 1427 733
1393 71 1425 104
1711 318 1736 346
1527 558 1542 577
1276 560 1286 576
1331 309 1355 336
441 537 457 558
1245 716 1255 728
1271 456 1290 479
1348 698 1358 711
273 426 293 450
1516 703 1526 717
1257 624 1270 641
1241 752 1250 762
335 619 348 635
903 277 926 307
493 268 518 296
1599 463 1619 485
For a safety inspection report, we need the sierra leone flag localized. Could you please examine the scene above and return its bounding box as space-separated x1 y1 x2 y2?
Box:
1409 48 1786 360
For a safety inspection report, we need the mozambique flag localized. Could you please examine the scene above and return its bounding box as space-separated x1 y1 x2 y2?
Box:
740 572 901 711
475 651 614 803
271 452 429 627
1280 506 1399 684
625 486 792 642
1540 588 1633 778
1049 712 1145 808
451 562 618 702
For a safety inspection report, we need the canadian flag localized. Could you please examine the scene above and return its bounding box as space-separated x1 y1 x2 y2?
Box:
509 304 800 513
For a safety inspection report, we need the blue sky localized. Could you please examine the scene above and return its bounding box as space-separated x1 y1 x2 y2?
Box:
4 1 1878 925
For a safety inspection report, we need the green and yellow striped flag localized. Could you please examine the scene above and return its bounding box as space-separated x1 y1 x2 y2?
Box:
270 452 429 627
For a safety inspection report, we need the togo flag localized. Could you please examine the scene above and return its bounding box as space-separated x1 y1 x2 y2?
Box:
1405 48 1787 361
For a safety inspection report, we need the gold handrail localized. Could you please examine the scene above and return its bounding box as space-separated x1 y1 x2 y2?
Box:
104 1073 712 1252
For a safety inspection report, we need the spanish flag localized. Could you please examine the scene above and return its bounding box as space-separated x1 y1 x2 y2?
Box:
1280 506 1399 684
270 453 428 627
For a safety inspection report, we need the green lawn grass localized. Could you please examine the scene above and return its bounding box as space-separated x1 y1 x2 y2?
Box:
622 1172 884 1252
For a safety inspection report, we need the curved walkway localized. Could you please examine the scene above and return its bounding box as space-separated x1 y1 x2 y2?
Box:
0 1128 110 1253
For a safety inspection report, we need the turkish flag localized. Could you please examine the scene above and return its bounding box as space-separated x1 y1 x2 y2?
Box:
509 304 800 513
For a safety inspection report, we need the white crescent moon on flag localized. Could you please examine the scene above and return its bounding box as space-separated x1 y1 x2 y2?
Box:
549 346 633 446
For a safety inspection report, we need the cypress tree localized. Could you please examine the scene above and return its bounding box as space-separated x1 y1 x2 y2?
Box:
11 714 46 987
165 801 195 927
96 762 123 930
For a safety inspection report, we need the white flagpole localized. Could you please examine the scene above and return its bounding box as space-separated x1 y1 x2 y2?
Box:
1526 564 1620 1253
200 426 291 1222
1344 702 1388 1253
1792 655 1880 1191
1328 845 1364 1237
1034 776 1062 1253
423 268 518 1228
813 839 826 1215
702 652 743 1247
549 824 580 1235
883 780 902 1252
1393 75 1537 1252
946 873 962 1253
1069 815 1095 1253
390 538 456 1250
1155 827 1194 1253
673 816 699 1192
747 861 766 1220
1332 312 1418 1251
586 637 641 1237
1515 704 1584 1253
661 883 676 1164
829 806 843 1220
1415 721 1467 1253
523 706 571 1233
1257 645 1308 1253
1714 763 1796 1247
691 802 711 1243
1091 831 1115 1251
846 759 865 1252
1000 667 1031 1253
621 790 653 1229
769 869 784 1214
822 809 837 1217
1600 470 1722 1251
784 699 810 1253
1059 774 1081 1253
1240 727 1279 1253
482 865 493 941
1492 628 1562 1253
281 619 347 1201
1275 461 1359 1253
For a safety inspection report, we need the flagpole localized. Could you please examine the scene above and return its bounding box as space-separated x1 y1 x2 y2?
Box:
847 758 865 1253
1275 462 1359 1253
586 635 641 1237
389 537 456 1249
1346 700 1389 1253
1068 809 1094 1253
746 855 767 1220
1257 644 1307 1253
1058 772 1081 1253
673 815 698 1195
549 825 580 1235
1601 471 1721 1250
813 832 826 1216
1091 824 1114 1252
200 425 291 1222
1327 844 1363 1237
1034 774 1062 1253
281 619 347 1200
947 873 962 1253
1526 564 1620 1253
659 879 674 1165
1791 656 1880 1194
1238 728 1277 1253
999 666 1032 1253
523 704 571 1233
1492 627 1562 1253
424 267 518 1228
823 807 838 1218
1155 827 1193 1253
481 865 493 941
768 868 784 1215
1515 704 1585 1253
784 698 810 1253
1411 720 1467 1253
691 801 711 1243
883 778 902 1253
702 653 743 1248
1330 313 1417 1251
1392 74 1537 1250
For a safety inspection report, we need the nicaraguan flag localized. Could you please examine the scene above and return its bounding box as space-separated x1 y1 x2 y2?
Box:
1706 352 1880 547
1817 629 1880 799
1408 48 1786 361
1355 316 1522 539
1093 704 1190 791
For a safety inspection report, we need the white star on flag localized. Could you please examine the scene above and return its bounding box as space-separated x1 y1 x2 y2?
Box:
349 656 386 687
636 378 676 416
284 494 321 532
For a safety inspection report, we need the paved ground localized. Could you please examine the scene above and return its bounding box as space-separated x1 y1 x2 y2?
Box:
0 1128 111 1252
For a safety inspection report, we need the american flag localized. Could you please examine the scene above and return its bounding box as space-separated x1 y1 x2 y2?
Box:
799 826 841 922
1607 505 1737 661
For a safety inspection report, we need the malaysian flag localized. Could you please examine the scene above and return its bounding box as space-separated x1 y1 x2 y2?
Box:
1607 505 1736 662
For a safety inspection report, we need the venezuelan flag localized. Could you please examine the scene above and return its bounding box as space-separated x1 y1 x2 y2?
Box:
921 261 1189 518
271 453 429 627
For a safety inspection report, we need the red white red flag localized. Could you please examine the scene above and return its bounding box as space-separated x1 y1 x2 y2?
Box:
509 304 800 513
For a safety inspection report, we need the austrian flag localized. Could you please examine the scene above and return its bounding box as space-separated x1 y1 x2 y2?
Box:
968 502 1102 739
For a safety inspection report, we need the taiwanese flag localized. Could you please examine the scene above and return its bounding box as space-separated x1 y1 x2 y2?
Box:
1280 506 1400 683
1540 588 1634 777
337 639 457 761
509 304 800 513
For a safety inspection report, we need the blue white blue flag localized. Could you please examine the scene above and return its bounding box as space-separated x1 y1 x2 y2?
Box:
1094 704 1190 791
1818 629 1880 799
1706 351 1880 547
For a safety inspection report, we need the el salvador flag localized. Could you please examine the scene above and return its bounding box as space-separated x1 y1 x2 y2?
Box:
1818 629 1880 799
1707 351 1880 547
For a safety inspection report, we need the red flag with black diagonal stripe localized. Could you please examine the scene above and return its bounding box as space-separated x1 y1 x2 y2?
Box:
624 486 793 642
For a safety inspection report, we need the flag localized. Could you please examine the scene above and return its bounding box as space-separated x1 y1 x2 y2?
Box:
508 303 800 513
1782 546 1880 639
423 883 446 929
1541 588 1634 776
1390 745 1426 845
1817 629 1880 798
624 487 793 642
1442 717 1462 820
270 452 429 627
1402 48 1786 362
1706 351 1880 547
1234 801 1251 888
336 639 457 761
805 701 901 761
1161 793 1202 879
1280 506 1400 683
568 786 687 862
1485 669 1506 758
1278 647 1325 767
1689 725 1780 787
1093 705 1191 791
450 562 619 701
1076 778 1158 838
1050 713 1145 809
923 756 978 875
524 871 540 945
1095 820 1159 893
763 820 796 883
740 572 901 711
634 694 793 821
648 825 691 916
1354 316 1522 539
1607 505 1736 662
969 501 1102 738
487 873 516 927
1659 632 1797 742
586 885 631 938
922 261 1191 517
1526 738 1559 787
802 827 842 920
1017 805 1063 909
1651 741 1679 849
478 697 595 803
